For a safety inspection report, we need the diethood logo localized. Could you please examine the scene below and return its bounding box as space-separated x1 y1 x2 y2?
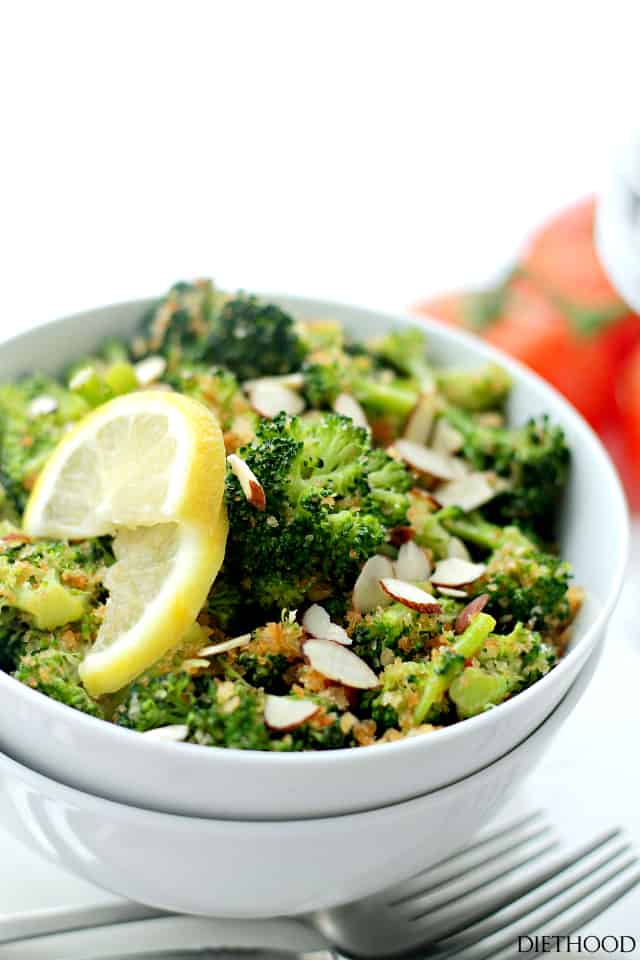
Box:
518 935 638 953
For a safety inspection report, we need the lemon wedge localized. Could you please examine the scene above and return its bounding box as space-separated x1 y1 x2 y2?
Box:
23 391 228 696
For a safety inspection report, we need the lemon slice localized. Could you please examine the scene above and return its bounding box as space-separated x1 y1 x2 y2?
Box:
24 391 226 538
23 391 229 696
79 513 227 695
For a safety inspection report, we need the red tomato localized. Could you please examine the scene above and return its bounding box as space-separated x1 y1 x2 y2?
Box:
522 196 626 310
619 344 640 502
416 277 617 429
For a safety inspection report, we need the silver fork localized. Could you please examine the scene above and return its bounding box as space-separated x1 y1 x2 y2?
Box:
3 812 639 959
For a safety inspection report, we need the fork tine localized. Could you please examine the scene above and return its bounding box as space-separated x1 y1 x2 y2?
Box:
406 829 622 943
429 844 640 960
399 831 559 921
389 812 551 904
412 830 629 956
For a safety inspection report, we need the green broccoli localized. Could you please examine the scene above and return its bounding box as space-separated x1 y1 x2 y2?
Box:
302 345 420 445
206 574 247 632
115 671 197 731
139 279 221 366
349 599 460 671
229 619 304 694
435 363 512 412
0 532 111 668
0 376 89 511
368 326 434 388
14 648 103 718
202 295 308 381
168 364 257 452
443 407 570 536
449 623 557 718
224 412 411 613
407 489 454 559
441 511 572 635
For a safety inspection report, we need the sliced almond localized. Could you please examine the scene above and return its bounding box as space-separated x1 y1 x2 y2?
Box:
243 373 305 392
379 578 441 613
431 418 464 455
437 586 468 598
333 393 369 430
434 472 498 511
198 634 252 657
403 391 437 445
431 558 486 587
303 638 379 689
264 694 319 731
227 453 266 510
455 594 490 634
388 525 414 546
134 355 167 386
28 395 59 417
352 554 395 613
325 622 352 646
302 604 352 646
248 381 305 418
395 540 432 582
142 724 189 742
302 603 331 637
395 440 459 482
447 537 472 561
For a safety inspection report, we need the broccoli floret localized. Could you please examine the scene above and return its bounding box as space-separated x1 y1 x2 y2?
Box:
349 600 459 670
407 490 454 559
361 447 412 526
280 703 351 751
14 648 103 718
435 363 512 412
441 511 572 635
364 658 437 733
450 623 557 718
229 619 304 694
186 679 272 750
443 408 570 536
224 413 410 613
206 574 247 632
168 364 258 452
0 532 111 667
368 327 434 388
139 279 221 366
0 377 89 511
202 295 308 381
302 345 420 445
115 671 197 731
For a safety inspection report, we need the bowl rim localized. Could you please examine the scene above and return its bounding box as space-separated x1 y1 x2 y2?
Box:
0 293 629 772
0 634 603 827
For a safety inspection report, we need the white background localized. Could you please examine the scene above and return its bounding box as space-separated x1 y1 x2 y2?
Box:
1 0 639 944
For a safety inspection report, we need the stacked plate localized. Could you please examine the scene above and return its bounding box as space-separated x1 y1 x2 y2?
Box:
0 298 628 918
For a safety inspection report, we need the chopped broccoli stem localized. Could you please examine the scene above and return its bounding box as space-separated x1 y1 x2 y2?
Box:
435 363 512 412
413 612 496 724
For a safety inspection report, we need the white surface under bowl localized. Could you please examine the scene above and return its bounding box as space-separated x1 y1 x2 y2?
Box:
0 640 600 919
0 296 628 821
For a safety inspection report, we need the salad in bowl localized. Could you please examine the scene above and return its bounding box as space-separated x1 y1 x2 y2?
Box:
0 280 582 754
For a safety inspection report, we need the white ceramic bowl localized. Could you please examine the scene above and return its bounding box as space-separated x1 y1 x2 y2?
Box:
0 640 601 919
0 296 628 820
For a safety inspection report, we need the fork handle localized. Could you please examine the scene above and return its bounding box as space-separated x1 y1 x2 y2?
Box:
0 901 168 945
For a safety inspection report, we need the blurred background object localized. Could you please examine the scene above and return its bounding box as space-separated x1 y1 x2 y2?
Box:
414 197 640 509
